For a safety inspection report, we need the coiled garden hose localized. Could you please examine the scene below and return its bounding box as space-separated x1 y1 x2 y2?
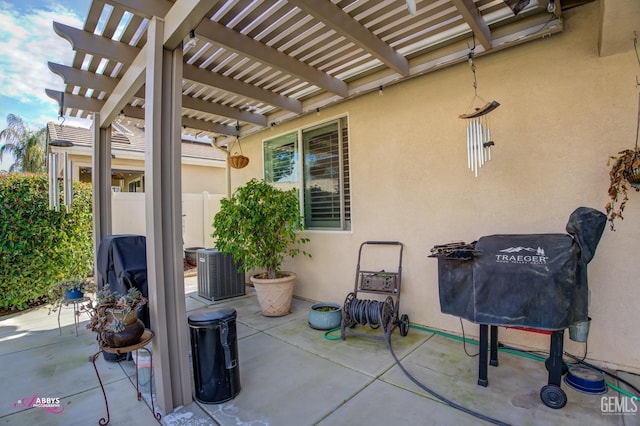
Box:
343 297 391 329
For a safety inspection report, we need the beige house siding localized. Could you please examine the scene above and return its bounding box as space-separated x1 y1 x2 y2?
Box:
182 165 226 194
48 122 227 194
228 3 640 373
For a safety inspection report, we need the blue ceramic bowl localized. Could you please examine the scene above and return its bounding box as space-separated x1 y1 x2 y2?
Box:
564 365 607 395
308 302 342 330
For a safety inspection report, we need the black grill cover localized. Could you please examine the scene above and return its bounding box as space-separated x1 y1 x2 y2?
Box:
96 235 149 328
437 207 606 330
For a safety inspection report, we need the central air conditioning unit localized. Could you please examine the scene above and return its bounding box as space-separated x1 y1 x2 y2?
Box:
196 249 245 300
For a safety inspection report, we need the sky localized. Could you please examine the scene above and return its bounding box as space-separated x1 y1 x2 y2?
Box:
0 0 89 171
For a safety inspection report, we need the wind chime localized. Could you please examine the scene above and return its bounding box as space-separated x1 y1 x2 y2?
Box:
48 95 73 212
459 46 500 177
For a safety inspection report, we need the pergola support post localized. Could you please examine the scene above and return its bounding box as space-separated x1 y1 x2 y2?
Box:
91 113 112 281
144 17 192 413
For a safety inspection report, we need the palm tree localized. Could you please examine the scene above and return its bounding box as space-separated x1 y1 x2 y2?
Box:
0 114 47 173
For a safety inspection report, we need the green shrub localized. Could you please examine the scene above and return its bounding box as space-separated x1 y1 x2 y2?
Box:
0 173 93 311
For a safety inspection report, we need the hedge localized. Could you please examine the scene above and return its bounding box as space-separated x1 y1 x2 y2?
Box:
0 173 94 311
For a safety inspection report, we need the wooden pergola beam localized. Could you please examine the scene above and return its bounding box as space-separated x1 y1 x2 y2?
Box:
450 0 492 51
196 19 349 98
53 22 139 64
183 64 303 113
287 0 409 76
45 89 237 135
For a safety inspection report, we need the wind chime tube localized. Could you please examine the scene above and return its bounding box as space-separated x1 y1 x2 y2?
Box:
48 153 54 210
477 118 483 175
487 126 492 160
466 124 471 169
483 115 491 161
63 152 72 211
68 159 73 210
470 120 475 175
473 119 479 177
468 121 474 174
50 152 59 211
62 152 68 209
478 117 485 167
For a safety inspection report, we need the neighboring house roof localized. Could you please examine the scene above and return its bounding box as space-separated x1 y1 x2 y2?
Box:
46 122 227 166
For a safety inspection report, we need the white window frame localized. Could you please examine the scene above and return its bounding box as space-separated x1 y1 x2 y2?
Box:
263 116 350 231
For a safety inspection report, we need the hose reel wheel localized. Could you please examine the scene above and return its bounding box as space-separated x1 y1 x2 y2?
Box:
381 296 395 332
342 292 357 328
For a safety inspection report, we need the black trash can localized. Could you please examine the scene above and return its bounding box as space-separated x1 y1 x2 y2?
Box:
188 307 241 404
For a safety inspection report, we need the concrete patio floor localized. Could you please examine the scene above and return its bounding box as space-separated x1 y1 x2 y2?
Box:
1 276 638 426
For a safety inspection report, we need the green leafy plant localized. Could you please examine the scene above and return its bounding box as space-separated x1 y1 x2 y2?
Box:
0 173 93 311
212 178 310 279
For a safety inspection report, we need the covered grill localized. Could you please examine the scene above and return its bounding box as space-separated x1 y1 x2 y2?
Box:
96 234 150 329
431 207 606 409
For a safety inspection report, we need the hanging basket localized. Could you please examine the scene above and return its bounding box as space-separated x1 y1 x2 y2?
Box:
228 154 249 169
625 165 640 186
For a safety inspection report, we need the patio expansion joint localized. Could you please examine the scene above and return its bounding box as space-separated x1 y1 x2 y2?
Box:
311 376 379 425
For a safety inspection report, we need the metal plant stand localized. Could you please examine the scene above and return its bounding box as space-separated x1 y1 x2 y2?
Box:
90 329 161 425
57 296 90 336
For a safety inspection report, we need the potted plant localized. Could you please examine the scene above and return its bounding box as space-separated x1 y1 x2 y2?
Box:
308 302 342 330
606 91 640 230
82 285 147 348
212 178 310 316
47 278 96 313
606 148 640 230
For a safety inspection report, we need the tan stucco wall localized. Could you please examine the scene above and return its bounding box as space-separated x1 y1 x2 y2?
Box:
231 3 640 373
182 164 226 193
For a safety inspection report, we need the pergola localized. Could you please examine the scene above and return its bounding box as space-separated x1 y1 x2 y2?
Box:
45 0 637 414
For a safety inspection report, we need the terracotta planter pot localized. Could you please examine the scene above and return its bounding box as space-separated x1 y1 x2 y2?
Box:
250 272 296 316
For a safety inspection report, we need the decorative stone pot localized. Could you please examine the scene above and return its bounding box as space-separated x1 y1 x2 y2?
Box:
308 302 342 330
250 272 296 317
102 308 145 348
184 247 204 266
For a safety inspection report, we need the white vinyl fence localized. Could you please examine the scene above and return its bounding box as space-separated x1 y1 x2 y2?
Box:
111 192 225 249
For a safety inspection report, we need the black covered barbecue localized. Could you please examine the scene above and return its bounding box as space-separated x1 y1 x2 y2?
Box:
431 207 607 409
96 234 150 329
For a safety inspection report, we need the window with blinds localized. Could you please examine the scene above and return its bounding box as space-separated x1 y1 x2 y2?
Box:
264 132 298 183
263 117 350 231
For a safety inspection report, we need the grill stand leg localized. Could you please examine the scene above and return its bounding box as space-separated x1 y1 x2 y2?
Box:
547 330 564 386
490 325 499 367
478 324 488 387
540 329 568 409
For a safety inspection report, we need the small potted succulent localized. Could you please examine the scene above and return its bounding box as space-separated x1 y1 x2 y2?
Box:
47 278 96 313
83 285 147 348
